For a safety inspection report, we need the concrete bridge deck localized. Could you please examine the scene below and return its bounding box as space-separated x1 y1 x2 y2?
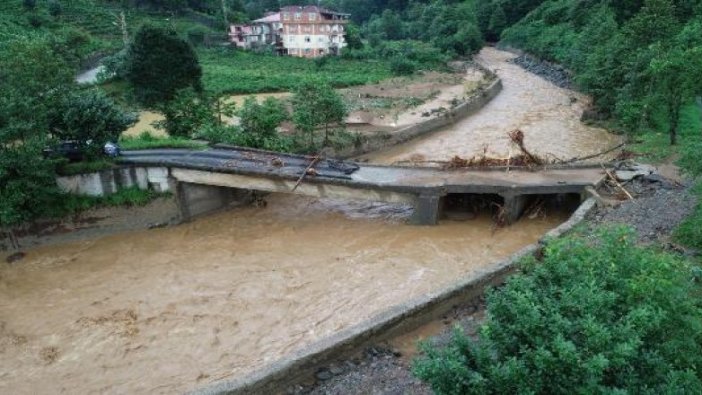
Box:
119 147 607 224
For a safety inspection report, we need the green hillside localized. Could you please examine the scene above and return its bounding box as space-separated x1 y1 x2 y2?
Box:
0 0 221 64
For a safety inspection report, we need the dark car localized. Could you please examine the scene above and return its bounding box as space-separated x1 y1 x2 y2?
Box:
42 140 84 162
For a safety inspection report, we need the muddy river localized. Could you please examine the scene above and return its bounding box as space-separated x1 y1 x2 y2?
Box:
365 47 621 165
0 197 568 394
1 47 617 394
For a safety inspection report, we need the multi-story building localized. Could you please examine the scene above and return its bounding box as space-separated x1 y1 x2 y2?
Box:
229 13 284 52
279 6 350 58
228 6 350 58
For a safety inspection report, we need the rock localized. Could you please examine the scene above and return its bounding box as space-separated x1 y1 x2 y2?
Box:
614 164 656 182
315 368 333 381
329 365 345 375
6 252 25 264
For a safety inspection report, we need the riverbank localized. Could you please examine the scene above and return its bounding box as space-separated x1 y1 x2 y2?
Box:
296 173 695 395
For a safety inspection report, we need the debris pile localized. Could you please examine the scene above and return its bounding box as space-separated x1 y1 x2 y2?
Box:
442 130 547 170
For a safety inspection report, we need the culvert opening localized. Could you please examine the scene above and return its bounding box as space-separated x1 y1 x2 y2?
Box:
520 193 582 220
442 193 504 221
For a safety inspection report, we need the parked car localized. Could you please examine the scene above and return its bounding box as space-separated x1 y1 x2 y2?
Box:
43 140 121 161
42 140 83 162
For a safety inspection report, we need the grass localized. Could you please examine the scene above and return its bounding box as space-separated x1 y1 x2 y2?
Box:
119 133 207 150
629 103 701 165
200 48 394 95
58 187 170 216
57 158 115 176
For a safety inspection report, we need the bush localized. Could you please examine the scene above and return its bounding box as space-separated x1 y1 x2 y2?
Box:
238 96 288 147
155 88 215 138
119 133 207 150
48 0 63 17
390 57 417 76
674 181 702 250
415 227 702 394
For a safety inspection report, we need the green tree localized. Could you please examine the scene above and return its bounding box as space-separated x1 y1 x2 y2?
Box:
0 39 73 245
415 227 702 394
238 96 288 147
49 90 137 156
648 44 702 144
292 80 347 148
344 22 364 50
125 24 203 107
488 5 507 39
155 88 216 138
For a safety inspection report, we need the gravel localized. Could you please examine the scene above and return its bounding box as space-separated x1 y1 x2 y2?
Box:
589 183 697 244
292 300 486 395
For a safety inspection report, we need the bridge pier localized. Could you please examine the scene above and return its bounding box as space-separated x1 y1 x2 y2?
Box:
174 181 255 222
500 193 528 225
411 194 444 225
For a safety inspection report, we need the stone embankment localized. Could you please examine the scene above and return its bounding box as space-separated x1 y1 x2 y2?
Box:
510 53 573 90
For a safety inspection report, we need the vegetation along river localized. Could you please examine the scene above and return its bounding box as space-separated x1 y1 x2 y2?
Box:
0 47 619 393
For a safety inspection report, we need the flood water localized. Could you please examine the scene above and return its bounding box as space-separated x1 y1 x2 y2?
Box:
0 196 568 394
364 47 622 165
1 47 616 394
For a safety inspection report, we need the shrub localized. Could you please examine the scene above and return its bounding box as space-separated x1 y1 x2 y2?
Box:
674 181 702 250
415 227 702 394
155 88 215 138
390 57 417 76
238 96 288 147
48 0 63 17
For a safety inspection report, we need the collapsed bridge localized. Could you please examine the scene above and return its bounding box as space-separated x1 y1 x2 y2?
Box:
118 146 607 225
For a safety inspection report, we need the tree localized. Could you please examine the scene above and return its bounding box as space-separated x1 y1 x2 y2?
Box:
238 96 288 147
648 44 702 144
49 90 137 156
155 88 216 138
344 22 364 50
125 24 203 107
292 80 347 148
0 39 74 245
488 5 507 39
415 227 702 394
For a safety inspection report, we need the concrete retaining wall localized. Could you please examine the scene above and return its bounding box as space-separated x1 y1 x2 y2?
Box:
335 77 503 158
191 198 599 395
56 167 171 196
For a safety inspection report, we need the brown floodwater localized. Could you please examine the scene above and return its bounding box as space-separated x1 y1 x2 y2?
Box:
364 47 622 165
0 46 614 394
0 195 568 394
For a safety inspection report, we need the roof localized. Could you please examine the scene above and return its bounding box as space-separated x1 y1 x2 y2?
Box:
280 5 350 17
253 13 281 23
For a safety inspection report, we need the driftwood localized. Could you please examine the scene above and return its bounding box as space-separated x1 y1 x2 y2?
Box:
292 155 321 192
602 164 634 201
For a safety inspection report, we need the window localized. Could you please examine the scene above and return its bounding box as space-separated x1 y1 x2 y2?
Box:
305 36 311 43
318 36 325 42
309 13 316 21
283 12 290 21
295 12 301 20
